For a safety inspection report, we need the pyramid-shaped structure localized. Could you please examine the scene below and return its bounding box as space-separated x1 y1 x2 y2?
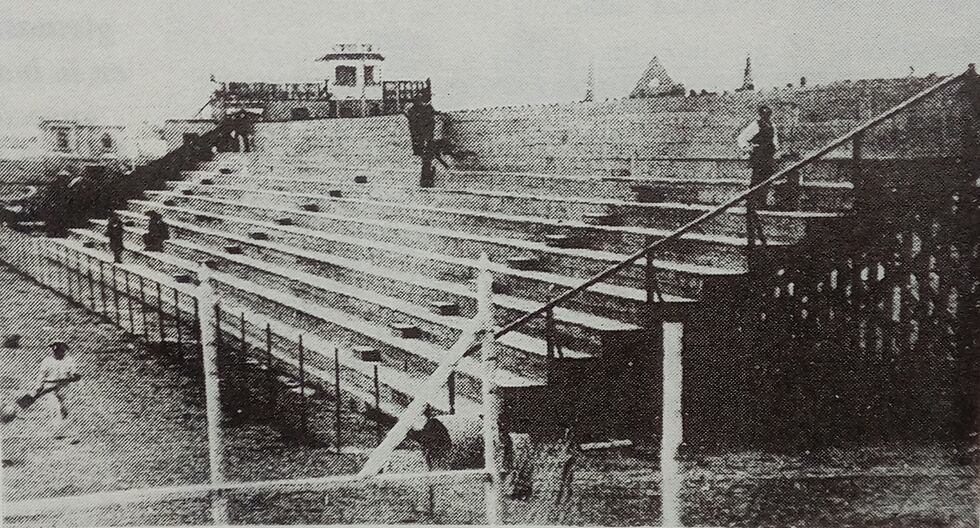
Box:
630 56 685 98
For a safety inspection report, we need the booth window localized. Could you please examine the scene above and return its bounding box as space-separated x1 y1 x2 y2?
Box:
335 66 356 86
364 66 376 85
290 107 311 120
101 133 114 150
54 128 71 152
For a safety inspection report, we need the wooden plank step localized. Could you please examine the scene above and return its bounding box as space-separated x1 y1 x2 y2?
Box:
506 256 540 271
277 375 300 388
199 178 215 185
288 383 316 396
544 234 582 249
391 323 422 339
224 245 243 255
582 212 621 226
218 168 234 175
430 301 460 317
248 231 269 241
82 241 96 248
275 217 294 226
173 274 194 284
195 214 218 223
162 199 177 206
180 189 195 196
353 345 382 362
630 186 668 203
328 190 343 198
300 203 320 212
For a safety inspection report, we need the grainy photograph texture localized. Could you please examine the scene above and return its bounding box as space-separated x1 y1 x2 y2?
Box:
0 1 978 526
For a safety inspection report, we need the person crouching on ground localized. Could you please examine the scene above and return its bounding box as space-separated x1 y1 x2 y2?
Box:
142 211 170 252
736 104 779 246
106 212 125 263
36 340 82 442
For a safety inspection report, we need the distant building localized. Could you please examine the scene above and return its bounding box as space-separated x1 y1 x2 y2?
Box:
210 43 431 121
629 56 685 99
736 56 755 92
40 120 126 160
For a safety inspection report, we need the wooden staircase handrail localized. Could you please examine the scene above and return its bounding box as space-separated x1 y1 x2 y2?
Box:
490 66 973 344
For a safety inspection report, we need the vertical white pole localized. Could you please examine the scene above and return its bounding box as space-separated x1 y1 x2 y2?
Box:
478 254 503 526
1 425 6 528
660 321 684 527
196 264 227 524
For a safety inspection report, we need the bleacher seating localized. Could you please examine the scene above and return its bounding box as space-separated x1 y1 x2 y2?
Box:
48 74 968 433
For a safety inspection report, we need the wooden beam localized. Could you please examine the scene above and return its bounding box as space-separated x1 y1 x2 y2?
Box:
479 253 503 525
357 324 483 478
195 263 228 524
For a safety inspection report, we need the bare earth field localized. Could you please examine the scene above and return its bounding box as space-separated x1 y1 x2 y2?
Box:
0 265 977 526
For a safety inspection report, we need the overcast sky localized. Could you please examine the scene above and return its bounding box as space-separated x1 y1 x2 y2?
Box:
1 1 976 133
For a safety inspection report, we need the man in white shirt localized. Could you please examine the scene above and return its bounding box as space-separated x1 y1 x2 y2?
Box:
36 340 82 441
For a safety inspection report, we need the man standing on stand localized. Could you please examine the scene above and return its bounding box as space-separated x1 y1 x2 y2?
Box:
736 105 779 247
106 212 125 263
406 93 437 187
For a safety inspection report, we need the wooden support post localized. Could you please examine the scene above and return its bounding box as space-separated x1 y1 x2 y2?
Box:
99 260 108 315
660 320 684 528
334 346 342 454
373 364 382 442
265 324 273 370
298 334 307 437
59 247 69 294
477 253 503 526
195 263 227 524
193 297 200 341
215 304 223 349
644 247 657 306
139 276 149 340
852 131 865 208
111 265 120 325
545 308 555 362
174 289 182 348
448 371 456 415
86 256 95 309
239 312 247 363
0 425 5 528
265 323 275 420
156 283 165 343
124 270 135 332
67 251 77 302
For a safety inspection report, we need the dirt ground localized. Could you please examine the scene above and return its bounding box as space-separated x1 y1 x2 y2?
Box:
1 264 978 526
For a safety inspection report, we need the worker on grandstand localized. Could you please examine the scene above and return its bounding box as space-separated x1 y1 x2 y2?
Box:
406 93 438 187
106 212 125 263
736 104 779 245
143 211 170 252
406 93 436 157
36 340 82 442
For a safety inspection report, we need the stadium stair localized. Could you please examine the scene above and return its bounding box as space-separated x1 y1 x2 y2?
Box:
50 146 852 432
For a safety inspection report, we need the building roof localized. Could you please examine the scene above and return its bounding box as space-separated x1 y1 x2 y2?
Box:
317 52 385 62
